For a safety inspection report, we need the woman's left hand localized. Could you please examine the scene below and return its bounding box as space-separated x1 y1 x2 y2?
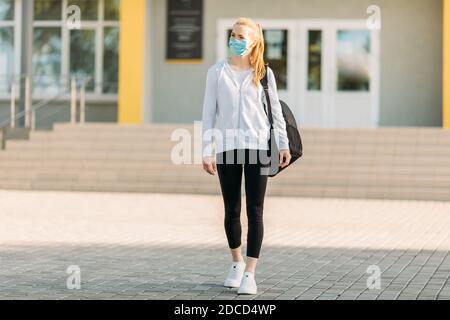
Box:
279 149 291 168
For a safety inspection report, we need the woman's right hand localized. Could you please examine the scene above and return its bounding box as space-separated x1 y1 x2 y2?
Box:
202 156 217 175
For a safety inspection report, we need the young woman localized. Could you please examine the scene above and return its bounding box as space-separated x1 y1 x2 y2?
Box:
201 17 291 295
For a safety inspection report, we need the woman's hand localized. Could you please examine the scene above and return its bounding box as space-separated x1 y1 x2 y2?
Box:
202 156 217 175
279 149 291 168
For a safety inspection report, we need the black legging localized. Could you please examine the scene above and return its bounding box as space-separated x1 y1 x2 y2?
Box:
216 148 271 259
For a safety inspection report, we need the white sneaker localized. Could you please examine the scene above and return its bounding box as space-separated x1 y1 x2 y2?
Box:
237 271 257 295
223 258 246 288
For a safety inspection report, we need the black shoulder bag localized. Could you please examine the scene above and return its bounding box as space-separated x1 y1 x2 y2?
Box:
260 63 303 177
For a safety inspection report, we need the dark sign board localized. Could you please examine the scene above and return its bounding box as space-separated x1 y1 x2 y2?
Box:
166 0 203 62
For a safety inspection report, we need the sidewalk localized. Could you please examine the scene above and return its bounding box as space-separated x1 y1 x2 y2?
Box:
0 190 449 300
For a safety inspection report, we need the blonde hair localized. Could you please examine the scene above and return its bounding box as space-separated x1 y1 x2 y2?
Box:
232 17 266 88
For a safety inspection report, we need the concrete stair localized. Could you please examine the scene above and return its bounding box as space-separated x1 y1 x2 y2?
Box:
0 122 450 201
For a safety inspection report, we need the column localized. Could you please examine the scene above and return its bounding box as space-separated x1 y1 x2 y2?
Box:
444 0 450 128
118 0 146 124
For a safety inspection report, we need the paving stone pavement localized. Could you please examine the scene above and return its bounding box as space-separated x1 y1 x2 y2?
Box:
0 189 450 300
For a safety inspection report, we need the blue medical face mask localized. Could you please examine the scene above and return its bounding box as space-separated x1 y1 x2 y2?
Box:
228 37 249 56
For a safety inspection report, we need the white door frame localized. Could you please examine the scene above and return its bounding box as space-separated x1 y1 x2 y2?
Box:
297 19 380 128
217 18 380 128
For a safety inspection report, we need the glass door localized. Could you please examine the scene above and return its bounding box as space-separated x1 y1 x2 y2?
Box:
298 20 380 128
217 19 380 128
332 23 379 128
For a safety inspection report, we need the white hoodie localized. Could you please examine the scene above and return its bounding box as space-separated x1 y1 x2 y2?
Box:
201 58 289 157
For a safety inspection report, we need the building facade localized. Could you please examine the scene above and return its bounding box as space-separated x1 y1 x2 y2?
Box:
0 0 119 128
0 0 449 129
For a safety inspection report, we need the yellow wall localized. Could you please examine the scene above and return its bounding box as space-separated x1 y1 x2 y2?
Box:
444 0 450 128
118 0 146 124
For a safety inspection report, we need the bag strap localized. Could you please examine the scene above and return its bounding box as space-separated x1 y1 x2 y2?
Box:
260 63 274 128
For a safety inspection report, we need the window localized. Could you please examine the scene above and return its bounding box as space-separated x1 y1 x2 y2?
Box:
0 0 15 94
33 0 120 95
307 30 322 91
33 27 62 94
103 26 119 93
336 30 370 91
70 29 96 91
34 0 61 20
0 0 14 20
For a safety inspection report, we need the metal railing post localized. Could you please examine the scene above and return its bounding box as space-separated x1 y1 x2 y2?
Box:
24 76 31 128
30 78 36 131
10 82 16 128
0 75 97 136
80 82 86 124
70 77 77 124
31 107 36 131
1 127 5 150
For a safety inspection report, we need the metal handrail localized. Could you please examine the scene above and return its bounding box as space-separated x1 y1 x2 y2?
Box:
0 74 118 96
0 87 68 129
0 76 92 130
0 76 122 150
